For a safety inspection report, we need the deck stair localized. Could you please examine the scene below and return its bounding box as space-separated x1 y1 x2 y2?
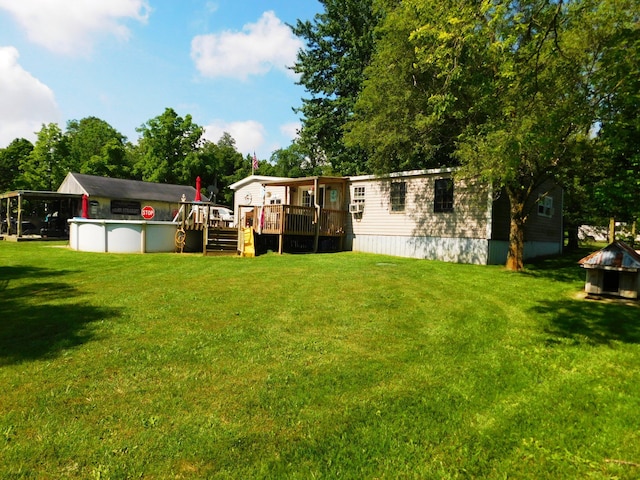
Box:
205 226 238 256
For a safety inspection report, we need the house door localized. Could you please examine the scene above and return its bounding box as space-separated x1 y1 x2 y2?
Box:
318 187 325 208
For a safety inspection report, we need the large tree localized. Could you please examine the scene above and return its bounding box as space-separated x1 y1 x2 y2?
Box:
66 117 130 178
133 108 204 185
20 123 70 191
344 1 467 172
347 0 638 270
0 138 33 191
291 0 381 175
195 133 245 205
270 140 325 178
592 20 640 235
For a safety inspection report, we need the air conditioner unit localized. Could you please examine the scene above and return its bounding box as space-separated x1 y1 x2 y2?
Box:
349 203 364 213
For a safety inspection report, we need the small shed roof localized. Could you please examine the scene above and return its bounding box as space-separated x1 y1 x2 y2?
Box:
58 173 206 203
579 241 640 271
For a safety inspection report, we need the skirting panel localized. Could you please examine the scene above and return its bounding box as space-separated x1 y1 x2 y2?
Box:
488 240 563 265
349 234 490 265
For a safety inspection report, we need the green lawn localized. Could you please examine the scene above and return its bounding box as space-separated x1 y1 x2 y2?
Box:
1 241 639 479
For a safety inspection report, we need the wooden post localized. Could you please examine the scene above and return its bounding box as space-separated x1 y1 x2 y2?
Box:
278 204 284 254
609 217 616 244
203 203 209 255
17 193 23 237
313 178 320 253
4 198 10 235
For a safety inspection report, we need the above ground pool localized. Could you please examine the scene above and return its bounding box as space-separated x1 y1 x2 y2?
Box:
68 219 179 253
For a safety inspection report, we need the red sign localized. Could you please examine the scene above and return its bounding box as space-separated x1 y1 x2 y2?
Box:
141 205 155 220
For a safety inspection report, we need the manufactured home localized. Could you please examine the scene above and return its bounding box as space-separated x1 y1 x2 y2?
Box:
230 168 563 265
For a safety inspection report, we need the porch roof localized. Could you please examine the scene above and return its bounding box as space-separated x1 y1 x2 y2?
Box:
261 176 348 188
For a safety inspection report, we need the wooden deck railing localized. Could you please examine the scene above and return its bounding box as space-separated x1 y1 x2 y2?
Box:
319 208 346 236
255 205 345 237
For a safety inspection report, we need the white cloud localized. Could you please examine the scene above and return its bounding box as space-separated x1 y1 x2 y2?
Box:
203 120 265 156
280 122 300 140
191 10 302 80
205 2 219 14
0 46 60 147
0 0 150 56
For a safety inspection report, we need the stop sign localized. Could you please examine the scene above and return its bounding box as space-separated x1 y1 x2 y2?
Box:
141 205 155 220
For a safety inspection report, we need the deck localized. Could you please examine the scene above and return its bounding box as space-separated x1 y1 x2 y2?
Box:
253 205 345 236
176 202 238 255
246 205 347 254
177 202 348 255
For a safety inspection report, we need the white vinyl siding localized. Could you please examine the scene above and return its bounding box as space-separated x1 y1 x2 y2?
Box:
348 173 490 239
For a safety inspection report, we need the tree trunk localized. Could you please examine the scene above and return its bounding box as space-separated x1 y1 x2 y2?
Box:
565 222 579 250
506 192 526 271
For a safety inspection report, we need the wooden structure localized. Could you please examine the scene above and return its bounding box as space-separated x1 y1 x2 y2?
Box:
233 176 349 255
175 200 238 255
579 241 640 299
1 190 81 239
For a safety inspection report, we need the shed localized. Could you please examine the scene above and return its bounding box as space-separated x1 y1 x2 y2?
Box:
579 241 640 299
58 173 205 221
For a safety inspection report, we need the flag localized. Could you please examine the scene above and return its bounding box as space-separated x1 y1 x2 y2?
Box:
252 152 258 171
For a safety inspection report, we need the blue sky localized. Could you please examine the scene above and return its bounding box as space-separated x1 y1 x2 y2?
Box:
0 0 321 160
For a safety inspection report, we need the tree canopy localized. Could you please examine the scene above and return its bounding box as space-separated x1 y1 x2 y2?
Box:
66 116 130 179
20 123 70 191
133 108 204 185
291 0 381 175
0 138 33 192
344 0 639 270
0 111 252 207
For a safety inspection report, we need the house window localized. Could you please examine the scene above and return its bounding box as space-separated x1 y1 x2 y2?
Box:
269 198 282 205
353 186 365 205
434 178 454 212
537 196 553 218
390 182 406 212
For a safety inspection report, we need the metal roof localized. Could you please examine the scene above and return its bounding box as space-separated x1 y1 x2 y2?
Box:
0 190 82 201
58 173 208 203
579 241 640 271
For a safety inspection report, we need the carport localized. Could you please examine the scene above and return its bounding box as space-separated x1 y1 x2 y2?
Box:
1 190 82 239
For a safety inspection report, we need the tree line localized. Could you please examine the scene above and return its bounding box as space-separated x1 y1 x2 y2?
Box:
291 0 639 270
0 108 324 206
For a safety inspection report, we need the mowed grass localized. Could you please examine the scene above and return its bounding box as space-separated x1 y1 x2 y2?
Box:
1 242 639 479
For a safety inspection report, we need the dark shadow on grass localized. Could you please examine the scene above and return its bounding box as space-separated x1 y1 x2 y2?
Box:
523 249 593 284
0 265 121 365
532 298 640 346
